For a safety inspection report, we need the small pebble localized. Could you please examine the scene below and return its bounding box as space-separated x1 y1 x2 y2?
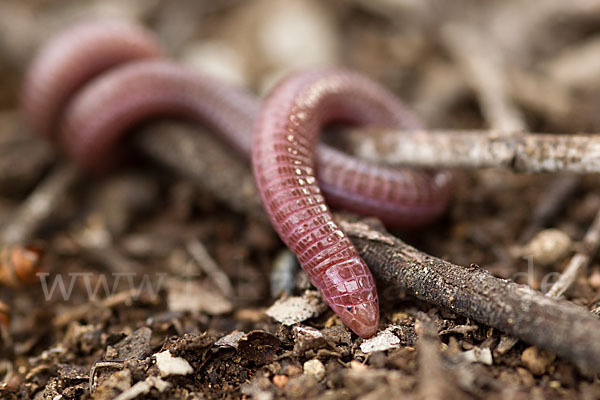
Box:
215 331 246 349
518 229 572 267
589 268 600 289
283 365 303 377
359 326 401 353
521 346 556 376
462 346 493 365
303 359 325 381
549 380 562 389
272 374 288 388
292 325 326 354
266 290 327 325
154 350 193 377
292 325 324 341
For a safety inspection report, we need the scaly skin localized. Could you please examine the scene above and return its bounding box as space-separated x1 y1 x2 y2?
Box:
21 20 453 337
252 69 445 337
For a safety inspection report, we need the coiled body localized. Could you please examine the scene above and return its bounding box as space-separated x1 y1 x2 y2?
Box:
22 20 453 337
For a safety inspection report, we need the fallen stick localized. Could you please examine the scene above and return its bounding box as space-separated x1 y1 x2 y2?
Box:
442 24 526 132
343 128 600 174
340 218 600 375
136 121 265 222
415 313 450 400
134 122 600 374
1 162 80 244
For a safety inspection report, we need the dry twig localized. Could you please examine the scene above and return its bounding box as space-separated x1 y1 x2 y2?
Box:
441 24 525 132
1 162 79 244
341 218 600 374
185 238 234 298
344 128 600 174
547 209 600 298
545 35 600 90
415 313 450 400
518 175 580 243
136 121 265 222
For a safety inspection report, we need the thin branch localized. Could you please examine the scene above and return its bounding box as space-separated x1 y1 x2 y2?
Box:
1 162 80 244
518 175 580 243
343 128 600 174
545 34 600 90
133 122 600 374
185 238 234 298
441 24 526 132
135 121 266 222
415 313 450 400
340 218 600 375
507 68 574 127
0 113 55 196
547 208 600 298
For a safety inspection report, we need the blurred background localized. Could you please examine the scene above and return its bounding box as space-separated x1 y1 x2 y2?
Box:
3 0 600 132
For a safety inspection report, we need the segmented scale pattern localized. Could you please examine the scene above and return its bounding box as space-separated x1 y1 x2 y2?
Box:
254 70 413 335
61 61 260 170
317 147 453 227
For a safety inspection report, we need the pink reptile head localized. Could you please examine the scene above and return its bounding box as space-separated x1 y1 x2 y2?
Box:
320 258 379 337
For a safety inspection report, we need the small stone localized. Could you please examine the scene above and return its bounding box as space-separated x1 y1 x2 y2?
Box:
589 268 600 289
154 350 193 377
266 290 327 325
462 346 493 365
215 331 246 349
303 359 325 381
521 346 556 376
105 346 118 360
292 325 323 341
292 325 327 354
549 380 562 389
283 365 303 377
518 229 572 267
93 368 132 397
495 335 519 355
272 374 288 388
359 326 401 353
